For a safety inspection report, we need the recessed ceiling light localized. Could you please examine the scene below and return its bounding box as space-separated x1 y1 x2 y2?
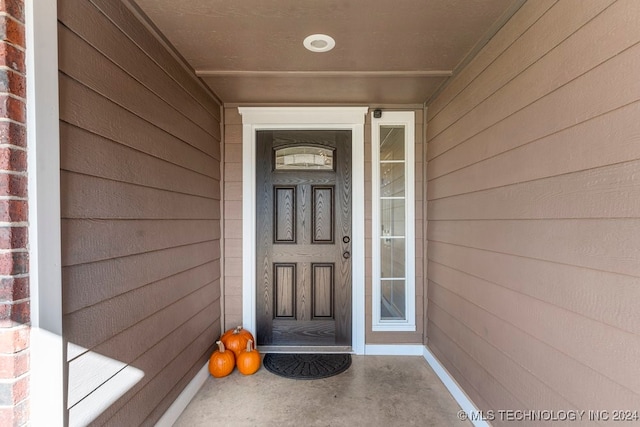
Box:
303 34 335 53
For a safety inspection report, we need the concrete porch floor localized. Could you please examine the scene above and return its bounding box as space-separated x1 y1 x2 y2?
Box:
174 355 471 426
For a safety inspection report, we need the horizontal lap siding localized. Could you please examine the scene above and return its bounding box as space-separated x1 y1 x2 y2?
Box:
222 108 243 329
58 0 222 425
426 0 640 422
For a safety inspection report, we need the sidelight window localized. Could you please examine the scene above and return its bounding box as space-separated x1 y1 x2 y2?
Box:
372 111 415 331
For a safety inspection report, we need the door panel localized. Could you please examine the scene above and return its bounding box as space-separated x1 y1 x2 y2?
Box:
274 187 296 242
312 186 334 243
312 263 334 318
274 264 295 317
256 130 352 346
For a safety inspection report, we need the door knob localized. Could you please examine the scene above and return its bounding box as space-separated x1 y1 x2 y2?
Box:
343 251 351 259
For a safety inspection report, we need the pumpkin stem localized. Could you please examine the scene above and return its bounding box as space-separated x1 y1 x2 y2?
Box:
246 339 254 352
234 326 243 334
216 340 226 352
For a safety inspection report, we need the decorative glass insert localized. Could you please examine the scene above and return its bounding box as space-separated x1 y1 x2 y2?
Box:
372 111 415 331
274 146 334 170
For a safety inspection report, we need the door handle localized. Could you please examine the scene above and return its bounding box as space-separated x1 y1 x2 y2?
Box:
343 251 351 259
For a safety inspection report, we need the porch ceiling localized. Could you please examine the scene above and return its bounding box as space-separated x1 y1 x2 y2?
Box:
130 0 523 105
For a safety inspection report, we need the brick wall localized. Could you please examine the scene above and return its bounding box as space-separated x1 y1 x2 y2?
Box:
0 0 29 425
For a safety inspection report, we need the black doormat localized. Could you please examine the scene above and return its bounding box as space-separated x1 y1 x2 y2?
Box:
263 353 351 380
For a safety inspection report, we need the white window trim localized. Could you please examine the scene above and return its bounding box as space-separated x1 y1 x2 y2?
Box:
371 111 416 331
238 107 368 355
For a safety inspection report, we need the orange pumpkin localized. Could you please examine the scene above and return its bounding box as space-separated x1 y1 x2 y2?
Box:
236 339 261 375
221 326 253 357
234 326 255 343
208 340 235 378
222 326 254 344
220 326 237 341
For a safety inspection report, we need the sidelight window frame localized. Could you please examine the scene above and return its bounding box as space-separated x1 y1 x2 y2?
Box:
371 111 416 331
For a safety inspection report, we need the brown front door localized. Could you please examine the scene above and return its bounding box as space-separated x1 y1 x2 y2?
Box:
256 130 352 346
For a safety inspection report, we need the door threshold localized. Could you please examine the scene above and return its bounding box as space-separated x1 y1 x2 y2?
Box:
258 345 353 354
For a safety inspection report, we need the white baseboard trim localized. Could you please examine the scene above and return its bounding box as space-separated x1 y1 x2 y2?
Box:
155 362 209 427
364 344 425 356
423 346 489 427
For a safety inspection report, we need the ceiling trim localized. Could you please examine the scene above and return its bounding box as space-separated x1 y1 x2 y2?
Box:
196 70 453 78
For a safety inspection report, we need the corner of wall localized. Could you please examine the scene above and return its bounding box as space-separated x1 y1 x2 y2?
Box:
0 0 31 424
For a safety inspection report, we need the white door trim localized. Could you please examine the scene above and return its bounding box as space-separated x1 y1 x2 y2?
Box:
238 107 367 355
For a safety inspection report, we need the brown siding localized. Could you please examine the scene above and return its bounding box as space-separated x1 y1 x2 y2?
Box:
222 108 243 329
58 0 221 425
426 0 640 421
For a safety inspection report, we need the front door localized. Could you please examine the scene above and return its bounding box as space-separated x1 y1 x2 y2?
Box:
256 130 352 347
